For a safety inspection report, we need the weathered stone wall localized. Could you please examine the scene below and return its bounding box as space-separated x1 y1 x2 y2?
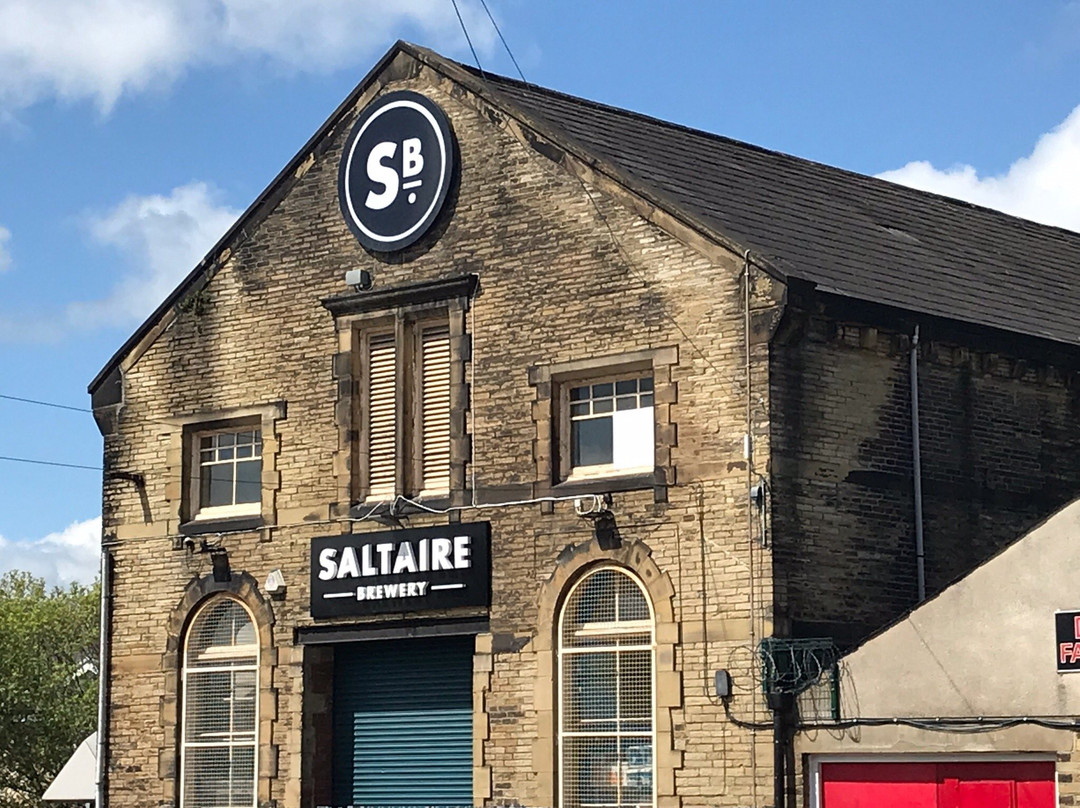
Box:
770 309 1080 646
98 51 782 808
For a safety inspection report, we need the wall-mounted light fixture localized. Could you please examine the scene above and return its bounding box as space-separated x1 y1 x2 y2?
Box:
264 569 286 598
210 548 231 583
345 268 373 291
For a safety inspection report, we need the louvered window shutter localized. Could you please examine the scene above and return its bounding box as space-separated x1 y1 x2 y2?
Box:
420 325 452 494
367 333 398 500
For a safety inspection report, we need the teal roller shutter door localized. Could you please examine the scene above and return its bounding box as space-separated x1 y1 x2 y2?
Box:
333 635 474 808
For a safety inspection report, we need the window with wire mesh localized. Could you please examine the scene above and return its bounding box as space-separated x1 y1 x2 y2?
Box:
559 567 655 808
194 428 262 518
181 598 258 808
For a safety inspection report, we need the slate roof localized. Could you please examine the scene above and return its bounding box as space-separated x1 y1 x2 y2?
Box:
90 42 1080 393
474 68 1080 347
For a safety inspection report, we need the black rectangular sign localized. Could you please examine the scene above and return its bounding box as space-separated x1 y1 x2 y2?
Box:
1056 610 1080 672
310 522 490 619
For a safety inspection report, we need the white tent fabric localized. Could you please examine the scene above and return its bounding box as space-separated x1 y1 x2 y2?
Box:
42 732 96 803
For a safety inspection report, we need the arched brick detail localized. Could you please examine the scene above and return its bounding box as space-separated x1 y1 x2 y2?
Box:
529 539 683 808
159 572 278 806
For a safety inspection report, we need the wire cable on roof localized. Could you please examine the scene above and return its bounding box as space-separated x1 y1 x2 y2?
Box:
477 0 526 83
450 0 485 77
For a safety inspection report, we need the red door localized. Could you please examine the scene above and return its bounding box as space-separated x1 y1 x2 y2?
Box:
821 762 939 808
821 761 1054 808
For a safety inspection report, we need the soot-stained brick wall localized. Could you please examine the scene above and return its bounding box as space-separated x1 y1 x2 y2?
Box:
96 51 781 808
771 307 1080 645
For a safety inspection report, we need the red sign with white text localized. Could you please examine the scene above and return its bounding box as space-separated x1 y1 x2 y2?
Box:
1055 610 1080 672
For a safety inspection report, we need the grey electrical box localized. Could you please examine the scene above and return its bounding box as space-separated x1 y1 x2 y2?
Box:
714 669 732 699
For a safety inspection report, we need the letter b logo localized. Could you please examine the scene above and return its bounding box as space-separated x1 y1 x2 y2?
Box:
339 91 455 253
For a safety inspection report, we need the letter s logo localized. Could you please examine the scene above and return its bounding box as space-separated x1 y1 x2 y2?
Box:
365 141 399 210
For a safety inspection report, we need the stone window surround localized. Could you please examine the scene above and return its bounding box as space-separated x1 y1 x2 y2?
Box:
530 539 683 808
529 347 678 503
165 402 286 538
160 573 278 808
324 275 476 515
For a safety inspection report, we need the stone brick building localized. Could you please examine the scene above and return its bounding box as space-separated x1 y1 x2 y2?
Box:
90 42 1080 808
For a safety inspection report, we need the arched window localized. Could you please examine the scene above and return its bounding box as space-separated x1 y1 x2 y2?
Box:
181 597 259 808
559 566 655 808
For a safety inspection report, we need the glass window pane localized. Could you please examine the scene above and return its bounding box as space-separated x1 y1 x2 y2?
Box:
218 432 235 447
200 449 214 464
620 738 653 802
619 650 652 722
616 396 637 411
639 376 654 392
204 464 234 508
570 386 589 401
235 445 252 459
563 736 618 808
184 670 231 740
591 382 613 398
618 582 650 622
593 398 613 414
615 379 637 395
570 402 590 418
235 460 261 504
640 393 654 408
572 417 613 467
218 447 234 461
564 653 617 731
200 436 213 450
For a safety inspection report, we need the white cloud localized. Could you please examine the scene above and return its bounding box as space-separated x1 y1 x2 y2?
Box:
216 0 494 72
0 516 101 587
0 0 495 112
66 181 241 329
877 104 1080 233
0 225 11 273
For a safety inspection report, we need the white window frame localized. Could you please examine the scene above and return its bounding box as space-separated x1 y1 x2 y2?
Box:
558 566 657 808
190 426 263 521
562 373 655 482
180 597 260 808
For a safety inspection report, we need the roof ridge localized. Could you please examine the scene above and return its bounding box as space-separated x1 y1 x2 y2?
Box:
456 62 1080 242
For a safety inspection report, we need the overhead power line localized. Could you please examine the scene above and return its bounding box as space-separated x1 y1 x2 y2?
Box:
0 455 101 472
450 0 484 76
478 0 526 82
0 393 91 414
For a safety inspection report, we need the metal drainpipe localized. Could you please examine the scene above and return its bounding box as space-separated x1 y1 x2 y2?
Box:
911 326 926 603
772 705 785 808
96 547 113 808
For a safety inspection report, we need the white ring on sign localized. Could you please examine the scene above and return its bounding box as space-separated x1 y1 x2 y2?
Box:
342 98 449 245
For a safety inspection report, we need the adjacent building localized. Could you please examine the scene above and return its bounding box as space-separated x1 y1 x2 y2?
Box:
91 41 1080 808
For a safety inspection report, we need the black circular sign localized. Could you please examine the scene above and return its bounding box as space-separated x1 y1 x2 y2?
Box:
338 90 456 252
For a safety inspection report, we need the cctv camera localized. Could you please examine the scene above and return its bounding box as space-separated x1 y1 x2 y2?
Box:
182 536 197 551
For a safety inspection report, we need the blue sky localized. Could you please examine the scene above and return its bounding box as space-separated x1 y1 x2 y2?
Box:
2 1 1080 585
